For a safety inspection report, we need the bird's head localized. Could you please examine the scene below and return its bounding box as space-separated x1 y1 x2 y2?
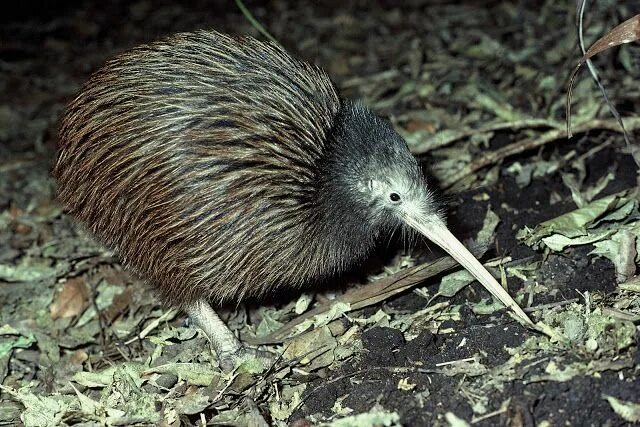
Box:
319 101 531 324
322 101 441 232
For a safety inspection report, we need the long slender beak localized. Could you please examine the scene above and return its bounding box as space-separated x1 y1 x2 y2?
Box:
404 214 533 326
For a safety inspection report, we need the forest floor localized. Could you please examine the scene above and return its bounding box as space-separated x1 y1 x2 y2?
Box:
1 0 639 426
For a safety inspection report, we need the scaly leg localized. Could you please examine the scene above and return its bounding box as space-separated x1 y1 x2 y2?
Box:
186 299 273 371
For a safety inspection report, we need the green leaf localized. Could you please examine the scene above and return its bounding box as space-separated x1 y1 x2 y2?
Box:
438 270 475 297
144 362 219 386
328 409 401 427
0 326 35 359
475 208 500 246
520 193 634 249
0 386 72 427
0 259 58 283
604 395 640 422
590 226 639 282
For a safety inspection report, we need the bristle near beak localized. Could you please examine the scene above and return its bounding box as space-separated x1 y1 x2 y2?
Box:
403 213 533 326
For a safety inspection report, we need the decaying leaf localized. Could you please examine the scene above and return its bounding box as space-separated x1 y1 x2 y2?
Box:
0 325 35 359
604 395 640 422
445 412 471 427
76 280 132 328
438 270 475 298
255 307 285 337
101 287 133 325
0 385 73 427
72 362 146 388
69 383 118 419
171 386 211 415
331 394 354 416
567 14 640 136
50 277 90 320
471 298 506 316
518 191 639 250
292 301 351 336
327 408 401 427
474 208 501 248
506 160 560 188
397 377 417 391
143 363 220 386
543 304 637 355
283 325 337 370
590 227 638 283
619 275 640 292
294 293 314 314
269 383 305 421
0 258 60 283
439 358 488 377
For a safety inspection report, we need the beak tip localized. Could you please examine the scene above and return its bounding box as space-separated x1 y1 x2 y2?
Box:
406 214 533 328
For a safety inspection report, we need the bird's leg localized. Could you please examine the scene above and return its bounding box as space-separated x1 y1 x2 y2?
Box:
186 299 274 371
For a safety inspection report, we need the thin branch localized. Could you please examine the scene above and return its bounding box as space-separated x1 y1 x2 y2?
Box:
441 117 640 190
575 1 634 165
234 0 281 47
410 118 563 155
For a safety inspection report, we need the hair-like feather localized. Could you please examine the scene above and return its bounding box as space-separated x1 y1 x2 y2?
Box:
54 30 395 306
52 27 531 344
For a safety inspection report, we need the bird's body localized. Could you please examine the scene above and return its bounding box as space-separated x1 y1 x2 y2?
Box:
56 31 384 306
55 30 530 368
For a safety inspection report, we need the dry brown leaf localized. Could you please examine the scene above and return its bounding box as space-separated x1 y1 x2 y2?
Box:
50 277 90 320
12 222 32 235
93 265 133 286
69 350 88 365
567 14 640 136
102 287 133 325
581 14 640 60
404 119 436 133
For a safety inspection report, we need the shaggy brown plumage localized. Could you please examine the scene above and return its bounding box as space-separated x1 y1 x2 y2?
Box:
54 29 530 332
55 31 373 306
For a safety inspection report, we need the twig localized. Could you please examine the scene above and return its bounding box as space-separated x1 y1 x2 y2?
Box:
471 406 509 424
251 247 531 344
568 5 636 167
251 254 466 344
523 298 579 313
234 0 281 46
601 307 640 322
89 279 107 348
435 357 477 367
244 399 269 427
441 117 640 190
576 1 628 140
410 118 563 155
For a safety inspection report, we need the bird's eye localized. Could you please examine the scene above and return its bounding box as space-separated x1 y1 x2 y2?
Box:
389 192 401 203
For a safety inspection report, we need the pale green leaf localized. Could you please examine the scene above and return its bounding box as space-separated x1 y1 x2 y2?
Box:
604 395 640 422
328 409 401 427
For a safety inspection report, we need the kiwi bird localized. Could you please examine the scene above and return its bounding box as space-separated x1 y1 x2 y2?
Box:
54 30 530 369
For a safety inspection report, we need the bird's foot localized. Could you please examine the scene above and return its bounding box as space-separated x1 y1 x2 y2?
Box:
186 301 277 372
218 345 276 372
